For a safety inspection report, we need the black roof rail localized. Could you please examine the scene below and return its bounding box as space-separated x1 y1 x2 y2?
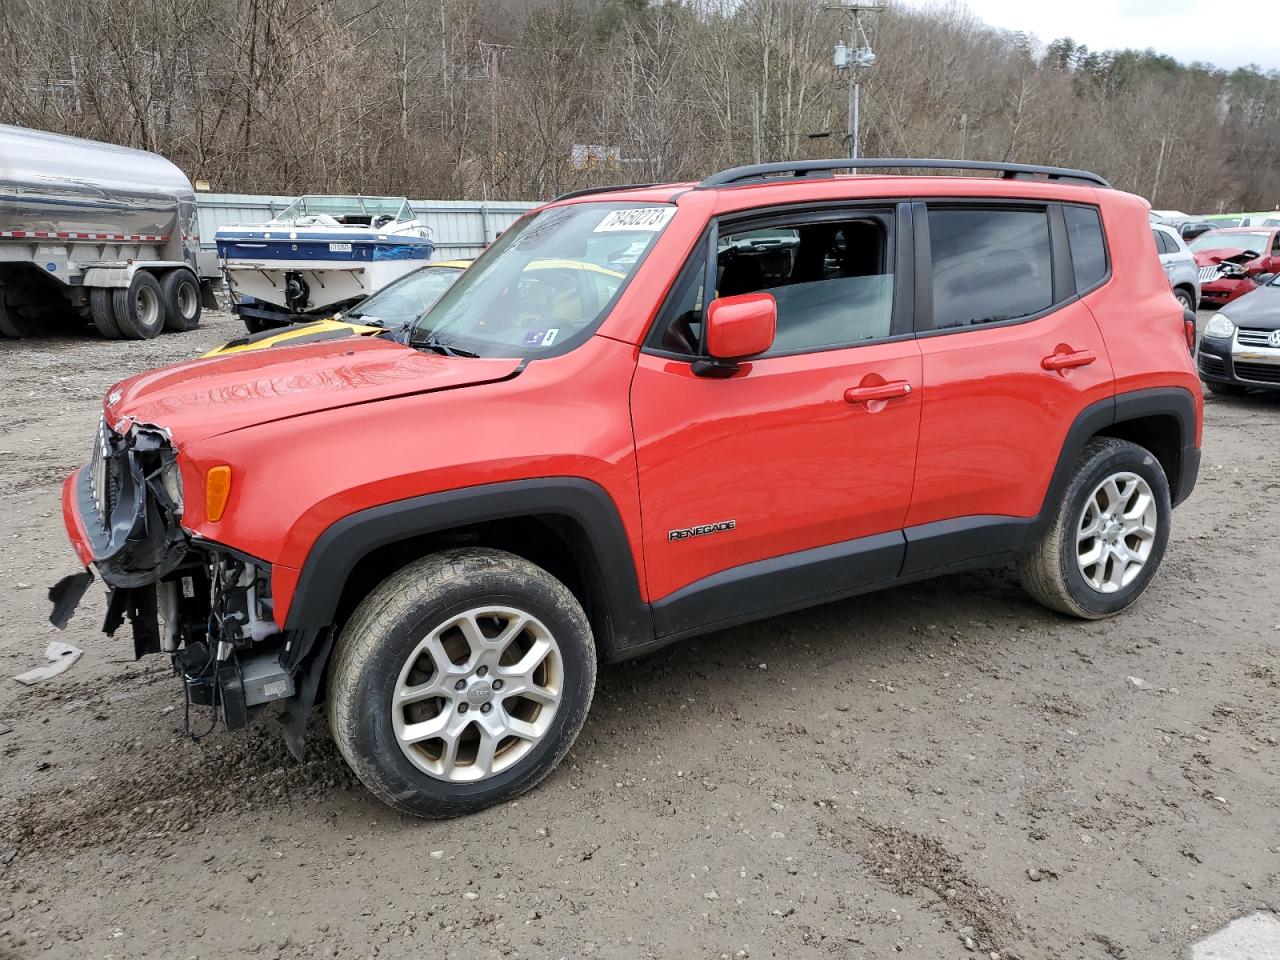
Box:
698 158 1111 189
553 182 661 201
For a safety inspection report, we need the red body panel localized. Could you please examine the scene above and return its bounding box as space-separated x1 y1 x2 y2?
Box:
905 299 1114 526
60 473 92 566
178 336 646 624
631 341 922 599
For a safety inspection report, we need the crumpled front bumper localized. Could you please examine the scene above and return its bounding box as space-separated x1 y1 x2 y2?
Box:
50 416 190 635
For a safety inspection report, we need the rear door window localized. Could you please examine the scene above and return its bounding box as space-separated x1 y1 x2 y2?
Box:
924 206 1054 329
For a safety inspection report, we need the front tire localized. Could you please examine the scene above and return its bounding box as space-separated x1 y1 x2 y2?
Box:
327 548 597 818
1018 438 1171 619
1205 380 1246 397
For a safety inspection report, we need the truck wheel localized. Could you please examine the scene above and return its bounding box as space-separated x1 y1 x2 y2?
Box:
89 288 124 339
161 269 202 332
112 271 165 339
1018 437 1171 619
0 290 41 338
327 548 597 818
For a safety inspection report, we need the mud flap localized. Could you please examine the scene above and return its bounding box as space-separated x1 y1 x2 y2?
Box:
48 570 94 629
277 628 335 762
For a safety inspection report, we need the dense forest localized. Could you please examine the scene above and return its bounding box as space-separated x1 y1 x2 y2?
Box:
2 0 1277 212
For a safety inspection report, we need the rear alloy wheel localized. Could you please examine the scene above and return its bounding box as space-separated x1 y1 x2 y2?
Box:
327 548 596 817
1018 437 1171 619
161 269 202 332
112 271 165 339
1173 288 1195 312
89 288 124 339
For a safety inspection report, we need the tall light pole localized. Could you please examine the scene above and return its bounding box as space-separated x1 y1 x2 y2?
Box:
827 1 881 161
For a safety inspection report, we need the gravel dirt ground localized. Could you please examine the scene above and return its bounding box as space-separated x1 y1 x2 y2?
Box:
0 310 1277 960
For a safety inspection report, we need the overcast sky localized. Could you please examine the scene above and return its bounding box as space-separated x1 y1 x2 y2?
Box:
898 1 1278 72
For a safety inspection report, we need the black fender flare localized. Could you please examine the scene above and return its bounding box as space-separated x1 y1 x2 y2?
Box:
282 477 654 658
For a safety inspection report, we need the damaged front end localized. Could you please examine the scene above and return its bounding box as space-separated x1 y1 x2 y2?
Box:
49 417 329 758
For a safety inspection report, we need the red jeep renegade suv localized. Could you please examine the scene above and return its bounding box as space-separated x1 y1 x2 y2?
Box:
50 159 1202 817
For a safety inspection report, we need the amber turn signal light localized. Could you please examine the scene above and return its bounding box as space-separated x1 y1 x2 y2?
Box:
205 465 232 522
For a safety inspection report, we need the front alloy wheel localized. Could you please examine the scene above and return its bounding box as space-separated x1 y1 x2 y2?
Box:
392 606 564 783
328 548 595 817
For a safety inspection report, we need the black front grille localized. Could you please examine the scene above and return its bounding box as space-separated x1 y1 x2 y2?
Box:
1198 353 1227 376
1233 362 1280 384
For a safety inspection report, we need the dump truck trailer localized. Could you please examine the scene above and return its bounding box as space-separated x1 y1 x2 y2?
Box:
0 124 218 339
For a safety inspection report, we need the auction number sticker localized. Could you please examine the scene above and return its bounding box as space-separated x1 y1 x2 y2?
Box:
594 207 675 232
328 242 353 252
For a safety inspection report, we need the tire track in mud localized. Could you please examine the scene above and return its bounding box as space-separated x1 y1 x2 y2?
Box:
818 813 1045 960
0 717 358 859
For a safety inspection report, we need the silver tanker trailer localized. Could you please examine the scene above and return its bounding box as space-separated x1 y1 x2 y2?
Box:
0 124 218 339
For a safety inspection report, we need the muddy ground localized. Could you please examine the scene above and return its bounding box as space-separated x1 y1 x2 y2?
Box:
0 310 1276 960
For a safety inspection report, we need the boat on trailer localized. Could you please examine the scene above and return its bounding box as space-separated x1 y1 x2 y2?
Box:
214 195 434 330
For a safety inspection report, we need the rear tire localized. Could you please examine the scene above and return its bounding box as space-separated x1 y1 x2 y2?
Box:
0 289 42 338
1173 287 1196 312
327 548 596 818
89 288 124 339
112 271 165 339
161 269 202 332
1205 380 1246 397
243 315 286 334
1018 437 1171 619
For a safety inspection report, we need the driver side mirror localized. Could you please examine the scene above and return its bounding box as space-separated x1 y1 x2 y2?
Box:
693 293 776 378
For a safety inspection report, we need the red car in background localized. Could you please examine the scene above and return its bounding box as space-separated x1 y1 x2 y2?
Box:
1190 226 1280 307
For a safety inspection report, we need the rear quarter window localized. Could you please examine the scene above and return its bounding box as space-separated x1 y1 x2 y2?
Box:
1064 205 1108 292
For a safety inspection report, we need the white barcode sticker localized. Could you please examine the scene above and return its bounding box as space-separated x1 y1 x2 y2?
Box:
594 207 675 233
329 242 353 252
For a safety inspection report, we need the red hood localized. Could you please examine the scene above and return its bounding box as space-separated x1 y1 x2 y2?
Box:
1193 247 1258 266
103 337 522 444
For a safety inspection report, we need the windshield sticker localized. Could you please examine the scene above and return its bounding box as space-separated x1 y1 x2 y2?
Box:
541 328 559 346
594 207 675 233
522 330 546 346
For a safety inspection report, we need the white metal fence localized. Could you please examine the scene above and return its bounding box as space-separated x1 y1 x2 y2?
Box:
195 194 538 259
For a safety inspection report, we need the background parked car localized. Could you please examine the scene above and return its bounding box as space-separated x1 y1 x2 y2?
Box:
1197 271 1280 395
1152 223 1199 311
1190 227 1280 308
204 260 471 356
1177 221 1215 242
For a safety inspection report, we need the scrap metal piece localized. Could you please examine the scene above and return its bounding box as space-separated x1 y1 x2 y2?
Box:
13 642 83 685
48 570 94 629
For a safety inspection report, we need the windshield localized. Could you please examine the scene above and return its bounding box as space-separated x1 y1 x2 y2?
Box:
1190 231 1269 253
408 202 675 358
274 196 414 227
345 264 466 328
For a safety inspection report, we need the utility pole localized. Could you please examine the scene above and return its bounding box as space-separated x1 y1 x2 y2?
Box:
827 1 881 162
958 112 968 161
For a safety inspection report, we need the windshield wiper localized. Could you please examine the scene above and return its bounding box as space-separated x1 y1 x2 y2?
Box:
411 334 479 358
